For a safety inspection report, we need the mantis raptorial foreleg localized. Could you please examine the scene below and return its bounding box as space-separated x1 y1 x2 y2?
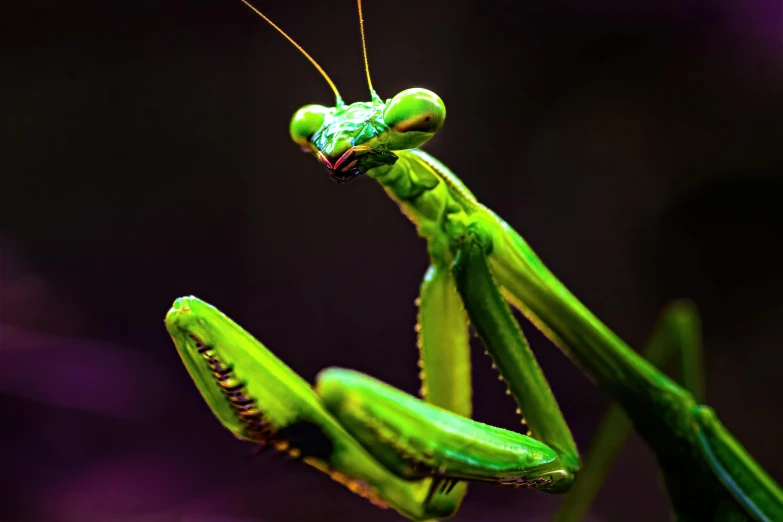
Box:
166 297 462 522
167 295 573 521
449 221 580 487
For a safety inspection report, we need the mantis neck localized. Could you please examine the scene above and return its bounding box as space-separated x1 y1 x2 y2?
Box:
367 149 477 266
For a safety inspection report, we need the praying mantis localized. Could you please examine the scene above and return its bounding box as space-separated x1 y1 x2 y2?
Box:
165 1 783 520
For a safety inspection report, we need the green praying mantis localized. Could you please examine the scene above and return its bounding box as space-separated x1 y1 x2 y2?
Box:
164 1 783 520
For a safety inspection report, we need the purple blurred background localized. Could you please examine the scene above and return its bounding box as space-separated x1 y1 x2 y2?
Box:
2 1 782 521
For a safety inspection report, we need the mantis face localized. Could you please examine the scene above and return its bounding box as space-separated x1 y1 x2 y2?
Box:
290 88 446 182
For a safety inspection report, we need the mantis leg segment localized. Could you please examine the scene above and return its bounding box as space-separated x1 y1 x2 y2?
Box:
165 296 461 522
317 368 563 486
449 223 581 491
694 406 783 522
416 263 472 418
552 300 704 522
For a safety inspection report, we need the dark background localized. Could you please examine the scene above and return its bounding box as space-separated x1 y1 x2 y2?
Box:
2 1 782 521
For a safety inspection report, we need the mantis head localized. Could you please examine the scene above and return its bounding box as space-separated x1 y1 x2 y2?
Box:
239 0 445 183
290 89 446 183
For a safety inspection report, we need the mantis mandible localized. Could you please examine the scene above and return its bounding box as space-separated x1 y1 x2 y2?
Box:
165 1 783 520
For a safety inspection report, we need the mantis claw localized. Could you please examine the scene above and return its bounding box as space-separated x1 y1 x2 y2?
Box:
444 480 459 495
424 471 448 506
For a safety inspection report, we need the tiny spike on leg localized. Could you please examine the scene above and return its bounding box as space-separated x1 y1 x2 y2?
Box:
425 472 448 506
415 293 426 399
480 341 530 432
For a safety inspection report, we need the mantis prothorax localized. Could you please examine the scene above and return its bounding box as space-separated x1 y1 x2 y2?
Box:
166 1 783 521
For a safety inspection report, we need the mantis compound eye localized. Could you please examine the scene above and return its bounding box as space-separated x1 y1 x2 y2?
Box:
290 104 333 149
383 88 446 134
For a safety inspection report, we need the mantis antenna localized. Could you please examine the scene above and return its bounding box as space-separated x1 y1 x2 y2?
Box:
356 0 380 102
240 0 345 107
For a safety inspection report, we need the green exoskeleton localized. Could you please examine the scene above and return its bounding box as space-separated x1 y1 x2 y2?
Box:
165 1 783 521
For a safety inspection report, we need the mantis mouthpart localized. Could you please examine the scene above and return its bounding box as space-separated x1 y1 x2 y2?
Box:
165 1 783 521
